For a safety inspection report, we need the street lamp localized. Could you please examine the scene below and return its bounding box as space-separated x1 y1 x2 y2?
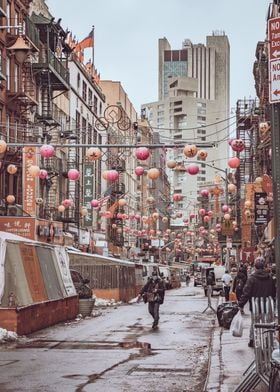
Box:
1 23 31 64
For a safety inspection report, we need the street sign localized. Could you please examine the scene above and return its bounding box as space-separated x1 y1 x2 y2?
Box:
268 18 280 103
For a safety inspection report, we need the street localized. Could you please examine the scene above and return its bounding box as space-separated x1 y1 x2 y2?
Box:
0 283 219 392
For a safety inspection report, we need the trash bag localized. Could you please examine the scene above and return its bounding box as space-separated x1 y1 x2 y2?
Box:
230 310 244 337
217 302 239 329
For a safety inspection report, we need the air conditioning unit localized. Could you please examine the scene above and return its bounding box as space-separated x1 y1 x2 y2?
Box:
7 204 23 217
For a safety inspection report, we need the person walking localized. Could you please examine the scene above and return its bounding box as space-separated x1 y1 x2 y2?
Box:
238 257 276 347
138 271 165 329
222 270 232 302
232 267 247 301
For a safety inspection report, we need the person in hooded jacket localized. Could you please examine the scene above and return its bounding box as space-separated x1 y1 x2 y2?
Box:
138 271 165 329
232 268 247 301
238 257 276 347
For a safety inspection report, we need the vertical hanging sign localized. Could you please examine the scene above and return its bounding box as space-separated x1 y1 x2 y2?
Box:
83 163 93 226
268 17 280 103
22 147 37 216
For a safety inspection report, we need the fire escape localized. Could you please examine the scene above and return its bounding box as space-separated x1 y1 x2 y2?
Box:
31 14 71 221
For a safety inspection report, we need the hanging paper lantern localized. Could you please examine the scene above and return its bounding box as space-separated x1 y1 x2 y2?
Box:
204 215 210 222
6 195 15 204
197 150 208 161
183 218 189 223
58 205 65 213
106 170 119 182
200 189 209 198
135 166 145 176
244 200 252 208
167 160 177 169
39 169 48 179
259 122 270 134
80 206 88 216
228 183 237 193
244 209 251 217
102 170 109 180
0 140 7 154
62 199 72 208
269 148 272 158
187 164 199 175
90 199 100 208
112 223 117 229
254 176 263 184
199 208 206 216
104 210 113 219
118 198 127 207
40 144 55 158
176 212 182 218
183 144 197 158
224 213 231 220
147 196 155 203
228 157 240 169
190 213 195 219
222 205 229 213
147 168 160 179
199 226 205 232
230 139 245 152
152 212 159 220
135 147 150 160
86 147 102 161
173 193 183 202
28 165 41 177
135 214 141 220
208 210 214 217
162 216 168 223
68 169 80 181
7 164 17 175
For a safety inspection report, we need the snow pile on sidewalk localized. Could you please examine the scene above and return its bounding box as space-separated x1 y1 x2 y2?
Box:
94 296 122 307
0 328 18 343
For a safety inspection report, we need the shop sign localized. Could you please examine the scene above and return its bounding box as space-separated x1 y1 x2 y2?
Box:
83 164 93 226
0 217 35 239
22 147 37 216
254 192 269 225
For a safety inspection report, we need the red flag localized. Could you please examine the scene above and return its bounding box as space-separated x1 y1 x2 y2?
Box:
77 29 94 50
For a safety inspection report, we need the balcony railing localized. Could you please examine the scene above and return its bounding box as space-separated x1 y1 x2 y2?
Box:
24 16 40 50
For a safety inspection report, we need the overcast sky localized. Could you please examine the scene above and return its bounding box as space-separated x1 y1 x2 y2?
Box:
47 0 269 113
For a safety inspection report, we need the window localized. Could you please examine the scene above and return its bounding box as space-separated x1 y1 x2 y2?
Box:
77 73 81 90
6 114 10 142
6 56 10 90
88 89 93 106
93 95 97 114
82 81 87 102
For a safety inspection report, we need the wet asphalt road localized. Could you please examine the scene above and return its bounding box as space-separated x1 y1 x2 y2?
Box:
0 283 219 392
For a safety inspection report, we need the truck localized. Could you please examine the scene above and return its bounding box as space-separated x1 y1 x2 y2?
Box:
201 265 226 296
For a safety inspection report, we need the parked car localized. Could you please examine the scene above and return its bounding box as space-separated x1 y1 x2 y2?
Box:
70 269 92 299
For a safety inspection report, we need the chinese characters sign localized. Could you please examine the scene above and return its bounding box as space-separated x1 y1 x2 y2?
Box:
254 192 269 225
23 147 37 216
83 164 93 226
0 217 36 239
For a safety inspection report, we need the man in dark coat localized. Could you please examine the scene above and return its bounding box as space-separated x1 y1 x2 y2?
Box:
232 268 247 301
238 258 276 347
138 271 165 329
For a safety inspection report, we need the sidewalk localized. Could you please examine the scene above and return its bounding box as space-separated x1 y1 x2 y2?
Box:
205 302 268 392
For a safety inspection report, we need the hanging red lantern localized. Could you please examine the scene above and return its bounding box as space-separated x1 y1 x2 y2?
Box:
7 164 17 175
200 189 209 198
228 157 240 169
39 169 48 179
230 138 245 152
135 166 145 176
187 164 199 175
68 169 80 181
224 213 231 220
204 215 210 222
222 205 229 212
106 170 119 182
208 210 214 217
199 208 206 216
40 144 55 158
183 144 197 158
63 199 73 208
135 147 150 160
173 193 183 202
90 199 100 208
197 150 208 161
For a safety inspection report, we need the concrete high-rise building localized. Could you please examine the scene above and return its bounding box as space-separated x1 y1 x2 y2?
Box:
142 32 230 225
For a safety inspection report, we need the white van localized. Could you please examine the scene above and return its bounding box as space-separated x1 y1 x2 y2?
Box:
141 263 160 286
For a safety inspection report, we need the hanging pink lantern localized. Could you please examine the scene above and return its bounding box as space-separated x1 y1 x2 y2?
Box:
39 169 48 179
135 147 150 160
228 157 240 169
216 223 221 229
147 196 155 203
183 218 189 223
231 138 245 152
6 195 15 204
199 208 206 216
269 148 272 158
187 164 199 175
222 205 229 213
86 147 102 161
135 166 145 176
199 226 205 232
63 199 73 208
7 164 17 175
90 199 100 208
190 213 195 219
204 215 210 222
28 165 41 177
106 170 119 182
105 210 113 219
118 198 127 207
173 193 183 202
228 183 237 193
147 168 160 179
224 213 231 220
197 150 208 161
135 214 141 220
208 210 214 217
162 216 168 223
40 144 55 158
200 189 209 198
102 170 109 180
68 169 80 181
152 212 159 220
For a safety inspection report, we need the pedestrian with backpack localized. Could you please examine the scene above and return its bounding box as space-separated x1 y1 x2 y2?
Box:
233 268 247 301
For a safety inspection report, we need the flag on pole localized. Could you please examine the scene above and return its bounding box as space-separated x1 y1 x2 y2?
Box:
77 28 94 50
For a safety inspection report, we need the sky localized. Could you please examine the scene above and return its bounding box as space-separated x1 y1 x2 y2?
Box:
47 0 270 113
